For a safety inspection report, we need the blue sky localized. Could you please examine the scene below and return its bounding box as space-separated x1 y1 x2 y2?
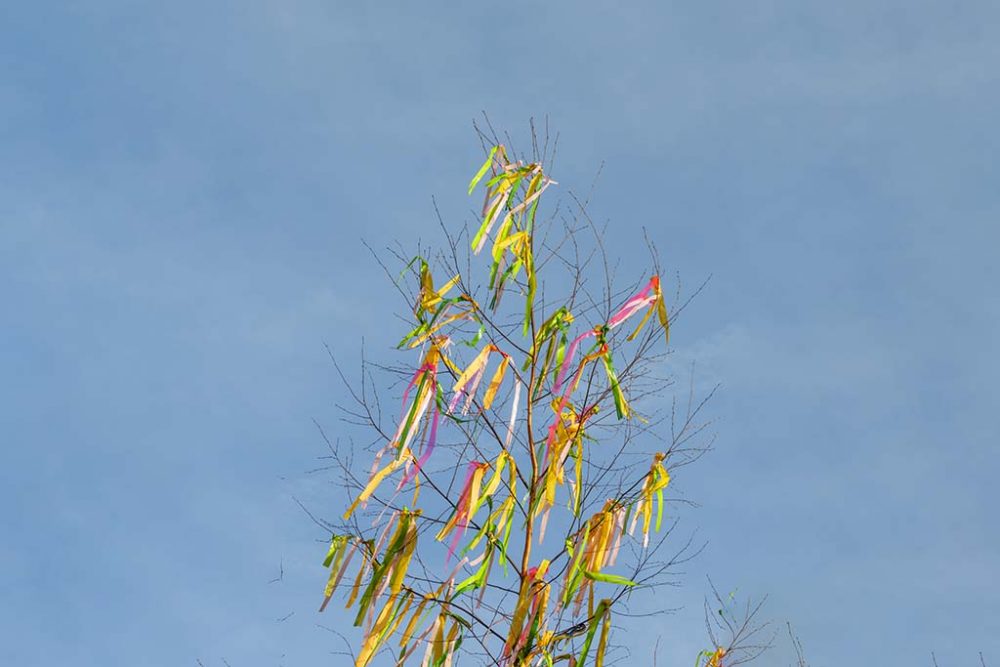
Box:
2 2 998 665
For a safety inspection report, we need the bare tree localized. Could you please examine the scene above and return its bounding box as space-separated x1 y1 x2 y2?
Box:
314 123 737 667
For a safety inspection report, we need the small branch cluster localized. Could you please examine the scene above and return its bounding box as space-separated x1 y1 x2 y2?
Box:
317 130 718 667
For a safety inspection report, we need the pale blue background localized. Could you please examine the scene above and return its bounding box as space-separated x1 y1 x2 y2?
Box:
2 2 998 665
